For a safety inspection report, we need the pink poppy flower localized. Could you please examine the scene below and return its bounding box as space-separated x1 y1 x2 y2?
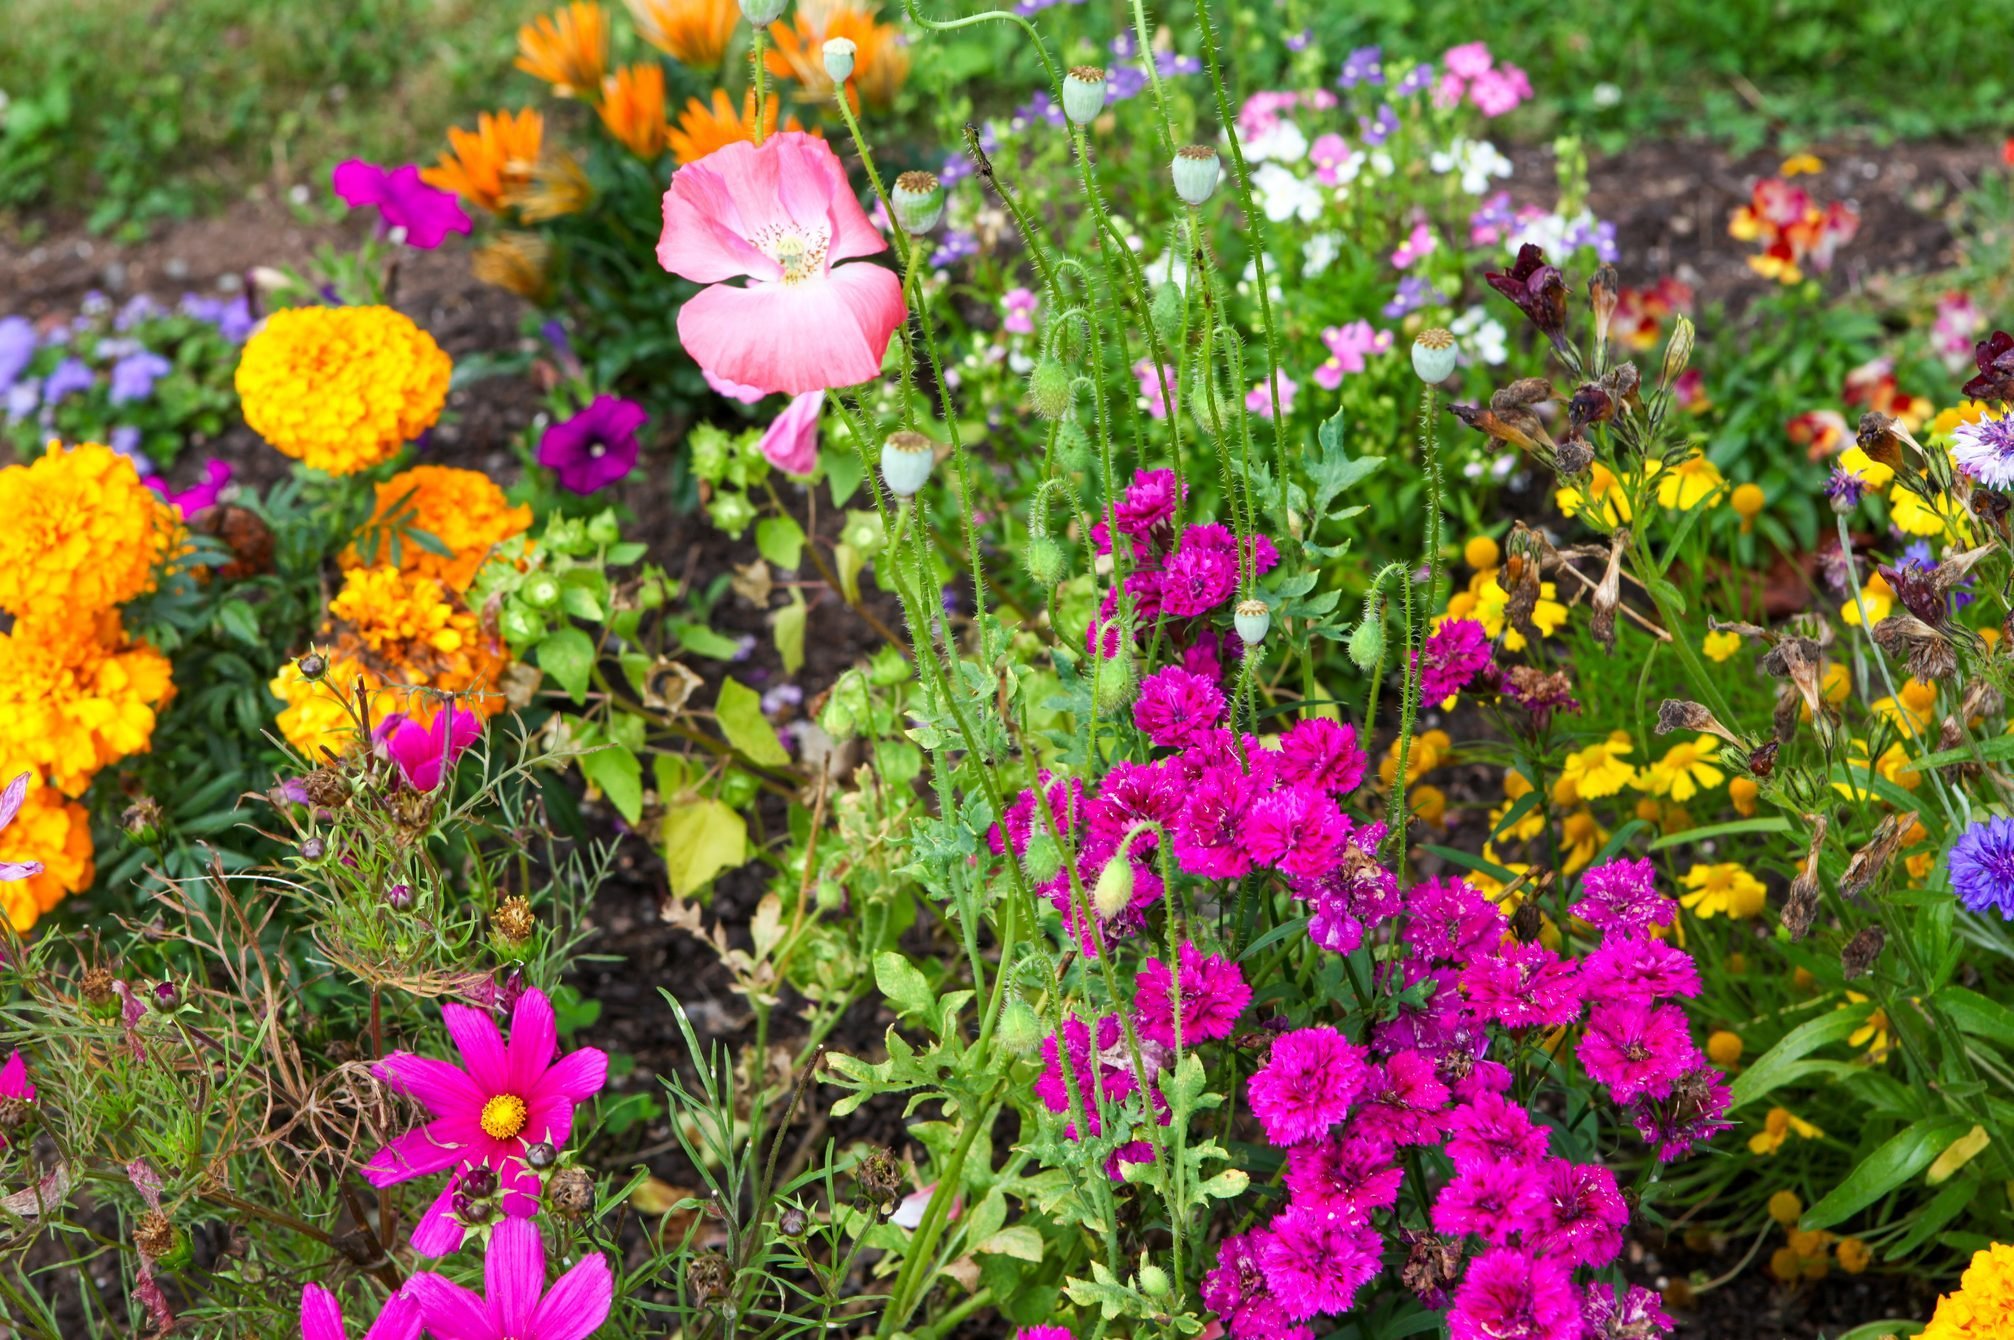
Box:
407 1218 612 1340
378 703 484 792
299 1283 423 1340
364 989 607 1256
0 774 44 882
756 390 824 477
332 160 473 251
657 132 907 397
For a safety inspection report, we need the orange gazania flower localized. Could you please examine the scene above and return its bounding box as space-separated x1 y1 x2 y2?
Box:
626 0 738 69
515 3 610 98
666 91 806 166
423 109 545 213
598 63 669 159
766 2 910 109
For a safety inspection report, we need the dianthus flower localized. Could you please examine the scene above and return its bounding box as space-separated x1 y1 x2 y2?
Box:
1112 468 1183 552
1244 785 1351 880
1156 524 1279 619
1416 618 1493 706
1630 1062 1732 1161
1529 1159 1627 1267
0 613 175 796
346 466 533 592
1172 764 1261 880
0 441 178 623
1402 876 1503 962
1461 940 1582 1029
1578 934 1700 1003
1448 1248 1580 1340
1284 1133 1404 1216
1202 1229 1314 1340
1084 761 1181 861
1272 717 1367 796
1036 1015 1135 1137
1352 1050 1451 1147
0 770 93 932
1572 856 1676 933
1248 1026 1370 1147
1580 1283 1675 1339
1580 999 1698 1103
1431 1158 1544 1245
236 307 451 474
365 988 607 1256
1446 1091 1550 1170
1258 1203 1382 1321
1949 815 2014 921
1921 1241 2014 1340
1132 666 1226 750
1133 941 1250 1048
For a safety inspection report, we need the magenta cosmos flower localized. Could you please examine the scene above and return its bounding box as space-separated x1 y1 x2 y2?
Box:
538 395 647 495
657 131 907 397
378 703 483 791
408 1218 612 1340
0 774 44 882
364 989 607 1256
333 160 473 250
300 1283 421 1340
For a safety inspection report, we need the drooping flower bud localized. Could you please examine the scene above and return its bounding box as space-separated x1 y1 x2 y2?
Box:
997 997 1045 1057
879 430 936 498
1029 358 1074 419
738 0 787 24
1093 852 1135 920
1234 598 1271 647
1139 1263 1172 1297
122 797 164 845
1089 646 1137 713
891 170 945 233
1411 328 1458 384
1149 282 1184 344
1347 607 1385 671
1024 535 1066 588
1062 67 1108 125
1171 144 1221 204
1021 828 1064 884
822 37 857 84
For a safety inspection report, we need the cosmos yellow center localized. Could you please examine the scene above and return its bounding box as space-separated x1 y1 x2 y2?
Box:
480 1093 528 1140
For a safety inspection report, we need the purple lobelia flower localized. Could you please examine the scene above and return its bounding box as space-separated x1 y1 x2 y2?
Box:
0 317 35 392
333 160 474 250
1950 815 2014 920
43 357 94 404
108 350 172 405
537 395 647 494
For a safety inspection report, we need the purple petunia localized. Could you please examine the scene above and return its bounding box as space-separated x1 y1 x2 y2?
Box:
1949 814 2014 920
537 395 647 494
333 159 474 250
1133 941 1250 1048
1338 45 1384 89
1247 1026 1370 1147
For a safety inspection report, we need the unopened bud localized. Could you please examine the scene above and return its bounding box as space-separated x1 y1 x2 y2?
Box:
1093 853 1135 920
151 980 181 1013
1139 1263 1172 1297
1029 358 1073 419
299 837 327 862
297 652 327 681
1347 610 1385 671
1660 314 1695 390
523 574 562 610
1589 264 1619 347
122 797 164 845
1149 282 1184 345
500 603 546 644
997 997 1044 1056
891 171 945 234
879 430 936 498
1171 144 1221 204
779 1206 808 1236
822 37 856 84
1022 829 1064 884
1024 535 1066 588
1089 647 1137 713
1411 328 1458 384
385 882 414 910
1234 598 1271 647
1061 67 1108 126
525 1141 557 1170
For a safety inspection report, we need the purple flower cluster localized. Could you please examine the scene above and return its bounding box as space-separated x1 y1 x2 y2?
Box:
1089 471 1280 663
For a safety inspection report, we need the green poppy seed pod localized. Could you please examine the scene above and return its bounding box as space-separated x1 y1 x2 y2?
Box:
1093 851 1135 920
822 37 857 84
1661 314 1695 389
1024 535 1066 588
880 430 936 498
1029 358 1074 419
1171 143 1222 205
891 171 946 234
1022 828 1064 883
523 573 562 610
997 997 1045 1057
1149 282 1184 345
1234 598 1271 647
1347 611 1385 671
1412 327 1458 384
1062 66 1108 126
739 0 787 24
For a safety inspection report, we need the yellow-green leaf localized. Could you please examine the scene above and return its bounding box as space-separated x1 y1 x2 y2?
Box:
715 678 790 767
661 798 747 896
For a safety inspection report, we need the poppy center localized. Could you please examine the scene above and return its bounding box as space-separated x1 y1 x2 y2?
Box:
754 223 831 286
480 1093 529 1140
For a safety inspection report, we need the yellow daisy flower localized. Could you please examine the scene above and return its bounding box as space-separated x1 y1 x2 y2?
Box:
1639 735 1725 802
1679 861 1766 919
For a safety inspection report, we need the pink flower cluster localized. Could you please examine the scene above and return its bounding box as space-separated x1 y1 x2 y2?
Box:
1434 43 1531 118
1312 320 1393 390
1089 470 1281 663
1415 618 1495 706
1203 856 1725 1337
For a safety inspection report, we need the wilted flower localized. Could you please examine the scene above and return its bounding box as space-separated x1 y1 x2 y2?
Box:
1483 243 1569 352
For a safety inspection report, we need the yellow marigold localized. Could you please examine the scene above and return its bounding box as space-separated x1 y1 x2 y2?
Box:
1680 861 1766 919
344 466 533 593
237 307 450 476
1703 629 1742 663
331 566 489 667
1923 1242 2014 1340
269 643 503 759
1638 735 1724 802
424 109 546 213
766 2 910 109
627 0 738 68
516 3 609 98
0 613 175 797
599 62 670 159
668 90 805 166
0 441 178 623
0 769 93 933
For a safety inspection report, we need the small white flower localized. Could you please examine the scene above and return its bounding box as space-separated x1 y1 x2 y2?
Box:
1303 233 1341 277
1245 119 1310 164
1251 162 1323 224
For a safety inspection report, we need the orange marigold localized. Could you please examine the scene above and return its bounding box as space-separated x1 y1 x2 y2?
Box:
423 109 546 213
1923 1241 2014 1340
667 90 805 166
598 62 670 159
236 306 451 475
766 2 909 109
0 769 93 933
0 441 178 624
344 466 533 593
0 612 175 797
627 0 737 68
516 3 609 98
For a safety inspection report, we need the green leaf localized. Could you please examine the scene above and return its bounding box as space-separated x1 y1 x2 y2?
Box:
1887 1176 1976 1257
1310 406 1384 520
873 951 936 1022
835 541 865 605
578 744 643 826
824 443 865 508
560 583 604 621
1801 1119 1972 1230
661 798 747 896
1647 816 1791 849
675 623 744 660
1936 985 2014 1041
974 1225 1044 1261
538 628 596 704
715 678 790 767
215 599 260 646
756 515 806 570
1730 1006 1869 1109
773 593 807 676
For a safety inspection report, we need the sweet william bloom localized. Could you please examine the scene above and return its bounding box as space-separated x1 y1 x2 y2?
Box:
299 1283 422 1340
538 395 647 494
1132 666 1225 750
1247 1026 1370 1146
365 988 607 1255
408 1218 612 1340
657 132 906 397
1448 1247 1580 1340
146 460 233 518
333 161 474 249
1133 941 1250 1047
0 775 46 882
1581 1282 1675 1339
380 703 483 791
1259 1202 1382 1321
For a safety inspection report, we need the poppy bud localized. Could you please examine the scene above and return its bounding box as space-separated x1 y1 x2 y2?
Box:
997 997 1045 1056
1089 647 1137 713
1172 144 1221 204
1021 829 1063 884
1348 606 1385 671
879 430 936 498
1139 1263 1172 1296
1150 282 1184 344
1062 67 1108 126
1411 328 1458 384
1234 598 1271 647
738 0 786 23
1029 358 1074 419
1093 853 1135 920
822 37 857 83
891 171 945 234
1024 535 1066 588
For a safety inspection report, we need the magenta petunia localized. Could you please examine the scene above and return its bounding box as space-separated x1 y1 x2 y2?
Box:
1571 857 1676 933
1579 999 1698 1104
1415 617 1494 705
364 988 607 1256
145 459 233 518
1132 941 1250 1048
1272 717 1368 796
406 1218 612 1340
333 160 473 250
1247 1026 1371 1147
657 132 907 396
299 1283 423 1340
377 703 484 792
1257 1203 1383 1321
1447 1247 1580 1340
1132 666 1227 750
538 395 647 495
1528 1159 1628 1268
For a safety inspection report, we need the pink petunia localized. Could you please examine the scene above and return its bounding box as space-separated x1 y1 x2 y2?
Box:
299 1283 423 1340
756 390 824 477
378 703 484 793
364 989 607 1257
406 1218 613 1340
332 160 473 251
657 132 907 397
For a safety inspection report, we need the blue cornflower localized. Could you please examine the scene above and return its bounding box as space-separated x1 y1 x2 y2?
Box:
1950 816 2014 920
